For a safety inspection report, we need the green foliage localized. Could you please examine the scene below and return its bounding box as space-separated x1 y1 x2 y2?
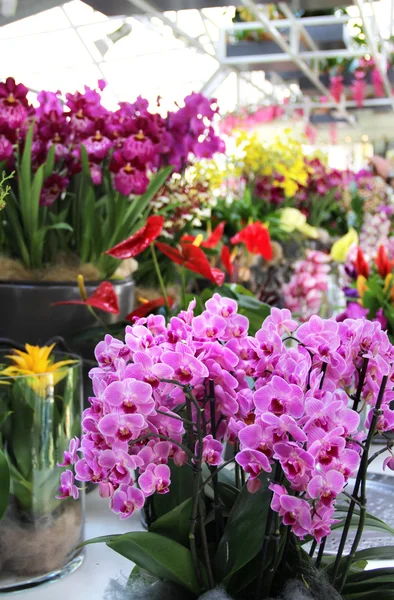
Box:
0 448 10 521
107 531 203 595
0 359 81 515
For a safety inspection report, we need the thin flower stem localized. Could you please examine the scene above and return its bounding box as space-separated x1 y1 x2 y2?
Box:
254 462 282 600
309 540 317 558
234 442 241 489
155 408 194 426
208 379 224 541
150 244 171 314
199 496 215 588
332 374 388 589
199 458 236 492
86 305 110 331
368 442 394 466
315 537 326 568
351 357 369 412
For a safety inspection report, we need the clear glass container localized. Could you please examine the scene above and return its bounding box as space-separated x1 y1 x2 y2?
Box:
0 352 84 591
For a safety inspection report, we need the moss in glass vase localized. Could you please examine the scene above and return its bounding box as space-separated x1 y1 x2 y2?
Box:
0 343 83 590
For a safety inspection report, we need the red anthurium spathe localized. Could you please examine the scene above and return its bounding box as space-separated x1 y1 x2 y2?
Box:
126 296 175 320
155 241 224 286
376 245 394 279
355 247 370 279
221 245 234 277
53 281 120 314
231 222 272 261
105 215 164 259
181 221 225 249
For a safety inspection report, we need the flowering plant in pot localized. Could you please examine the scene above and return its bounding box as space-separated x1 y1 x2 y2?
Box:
62 297 394 599
0 77 224 345
0 342 84 591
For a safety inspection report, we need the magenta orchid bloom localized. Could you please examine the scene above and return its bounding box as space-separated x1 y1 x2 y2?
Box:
111 484 145 519
57 436 80 467
56 470 79 500
138 464 171 496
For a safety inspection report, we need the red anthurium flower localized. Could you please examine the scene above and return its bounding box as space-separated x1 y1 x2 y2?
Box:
230 222 272 261
181 221 225 249
221 245 234 277
355 247 370 279
376 245 394 279
155 241 224 286
52 282 120 314
126 296 175 320
105 215 164 259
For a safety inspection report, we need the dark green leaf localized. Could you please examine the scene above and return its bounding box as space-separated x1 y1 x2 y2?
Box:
214 475 271 584
107 531 201 595
152 463 194 518
0 448 10 521
216 482 239 511
150 498 192 546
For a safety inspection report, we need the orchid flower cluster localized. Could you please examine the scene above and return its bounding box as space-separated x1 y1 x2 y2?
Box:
0 77 224 202
59 296 394 548
283 250 331 321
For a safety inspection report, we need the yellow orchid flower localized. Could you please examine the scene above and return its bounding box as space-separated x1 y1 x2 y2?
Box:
356 275 368 300
0 343 78 395
330 229 359 263
279 208 318 239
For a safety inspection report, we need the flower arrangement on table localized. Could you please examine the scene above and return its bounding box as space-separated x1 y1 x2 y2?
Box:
59 298 394 599
337 244 394 337
0 77 224 281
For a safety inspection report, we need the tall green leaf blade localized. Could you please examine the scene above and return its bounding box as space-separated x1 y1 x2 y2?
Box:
18 123 34 237
30 163 44 234
125 166 173 230
0 448 9 521
150 498 192 547
44 144 56 178
214 475 271 584
4 193 30 267
107 531 201 595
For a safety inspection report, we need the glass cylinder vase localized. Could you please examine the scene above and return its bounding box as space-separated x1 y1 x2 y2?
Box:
0 351 84 592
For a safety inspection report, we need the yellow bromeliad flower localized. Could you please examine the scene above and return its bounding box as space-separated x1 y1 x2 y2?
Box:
279 208 318 239
356 275 368 300
330 229 358 263
0 344 77 395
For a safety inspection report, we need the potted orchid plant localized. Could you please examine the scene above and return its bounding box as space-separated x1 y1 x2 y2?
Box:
60 297 394 600
0 77 224 347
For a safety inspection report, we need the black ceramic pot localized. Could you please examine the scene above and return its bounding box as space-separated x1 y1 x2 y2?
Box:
0 278 135 346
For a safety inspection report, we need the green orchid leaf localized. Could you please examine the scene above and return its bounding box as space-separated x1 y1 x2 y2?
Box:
150 498 192 547
107 531 202 595
0 448 10 521
214 475 271 584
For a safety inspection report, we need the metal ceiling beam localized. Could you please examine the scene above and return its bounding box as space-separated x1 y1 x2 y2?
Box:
220 48 367 65
126 0 271 100
239 0 355 126
354 0 394 111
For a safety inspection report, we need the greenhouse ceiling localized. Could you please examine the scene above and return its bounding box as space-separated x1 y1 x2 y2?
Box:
0 0 393 123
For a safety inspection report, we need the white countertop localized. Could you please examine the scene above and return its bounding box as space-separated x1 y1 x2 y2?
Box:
12 448 394 600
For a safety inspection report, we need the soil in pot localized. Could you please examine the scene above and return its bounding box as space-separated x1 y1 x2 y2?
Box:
0 495 83 587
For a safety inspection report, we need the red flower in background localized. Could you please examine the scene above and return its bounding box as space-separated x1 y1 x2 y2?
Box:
105 215 164 259
181 221 225 249
126 296 175 320
355 247 370 279
52 281 120 314
155 241 224 286
376 245 394 279
221 245 234 277
231 222 272 261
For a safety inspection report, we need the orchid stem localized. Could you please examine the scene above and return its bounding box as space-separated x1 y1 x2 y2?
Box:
332 374 388 589
150 244 170 314
86 305 110 332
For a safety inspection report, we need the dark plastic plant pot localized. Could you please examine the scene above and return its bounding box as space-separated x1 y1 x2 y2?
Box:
0 277 135 346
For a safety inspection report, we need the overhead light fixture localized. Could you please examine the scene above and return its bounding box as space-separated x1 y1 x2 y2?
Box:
1 0 17 17
345 136 352 143
94 22 132 58
361 134 369 142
